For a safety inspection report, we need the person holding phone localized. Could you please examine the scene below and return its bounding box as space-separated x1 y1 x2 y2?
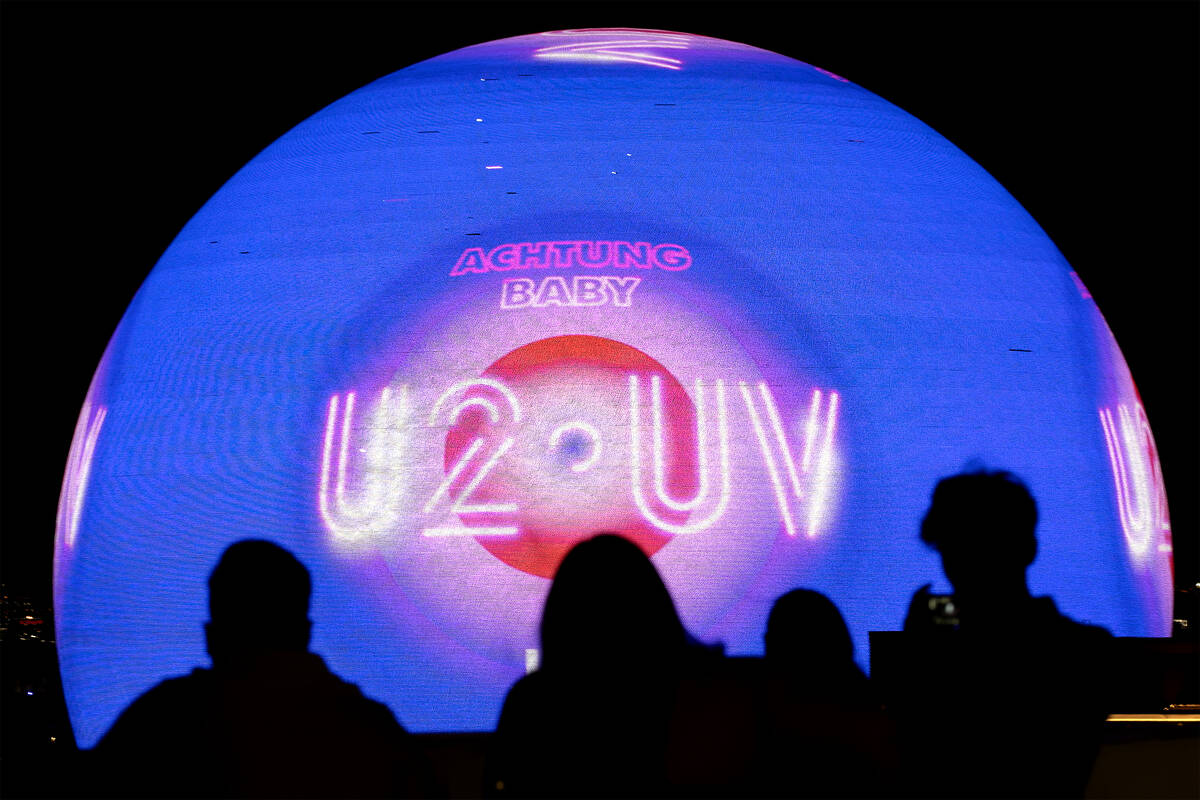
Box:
895 470 1112 798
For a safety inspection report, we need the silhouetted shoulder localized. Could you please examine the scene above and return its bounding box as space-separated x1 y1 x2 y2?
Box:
94 669 232 797
487 672 589 797
490 671 547 749
1026 597 1114 682
97 669 224 757
1033 597 1110 635
1011 597 1113 656
97 655 425 798
254 651 408 732
94 541 433 798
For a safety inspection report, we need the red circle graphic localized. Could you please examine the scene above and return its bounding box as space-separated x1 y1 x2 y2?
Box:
443 335 698 577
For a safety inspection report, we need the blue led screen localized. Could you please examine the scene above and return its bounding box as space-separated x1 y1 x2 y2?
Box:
55 30 1174 747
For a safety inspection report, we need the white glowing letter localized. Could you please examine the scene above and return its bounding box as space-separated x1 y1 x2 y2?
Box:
430 377 522 426
532 33 691 70
629 375 730 534
1099 403 1171 561
741 384 839 538
422 379 521 537
57 403 107 549
319 386 411 541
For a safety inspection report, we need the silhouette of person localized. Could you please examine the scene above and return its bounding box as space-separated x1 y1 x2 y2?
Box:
756 589 894 797
892 470 1112 798
765 589 869 702
94 539 432 798
485 532 702 798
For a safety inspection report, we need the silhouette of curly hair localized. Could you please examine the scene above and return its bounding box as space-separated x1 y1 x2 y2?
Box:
920 470 1038 569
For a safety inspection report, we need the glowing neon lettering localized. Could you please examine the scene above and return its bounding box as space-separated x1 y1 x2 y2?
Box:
651 377 711 511
741 384 839 538
807 392 839 538
423 437 518 516
1099 403 1171 562
430 377 523 425
573 277 607 306
629 375 731 534
422 379 522 537
317 375 842 542
653 244 692 270
451 248 489 275
501 279 536 308
489 244 519 270
614 241 651 268
500 276 641 309
451 241 691 275
605 277 639 306
58 403 107 549
518 242 551 268
536 277 572 306
533 32 690 70
318 387 411 541
578 241 610 267
551 242 577 267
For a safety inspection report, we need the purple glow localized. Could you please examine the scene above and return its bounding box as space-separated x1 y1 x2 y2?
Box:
811 65 851 83
1070 271 1093 299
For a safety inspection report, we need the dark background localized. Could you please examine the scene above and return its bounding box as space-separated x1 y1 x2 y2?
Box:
2 1 1196 612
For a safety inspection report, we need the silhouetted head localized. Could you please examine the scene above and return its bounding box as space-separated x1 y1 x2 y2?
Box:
205 539 312 667
764 588 854 669
540 533 686 673
921 470 1038 597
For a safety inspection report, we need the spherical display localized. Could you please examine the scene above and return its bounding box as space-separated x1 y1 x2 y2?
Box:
55 29 1173 746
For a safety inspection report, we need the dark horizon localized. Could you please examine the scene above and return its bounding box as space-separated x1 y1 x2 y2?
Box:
2 1 1196 611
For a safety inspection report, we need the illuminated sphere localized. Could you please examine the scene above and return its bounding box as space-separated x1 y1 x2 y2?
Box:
55 29 1173 746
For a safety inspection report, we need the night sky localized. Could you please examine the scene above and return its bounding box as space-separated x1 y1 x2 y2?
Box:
2 1 1196 610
